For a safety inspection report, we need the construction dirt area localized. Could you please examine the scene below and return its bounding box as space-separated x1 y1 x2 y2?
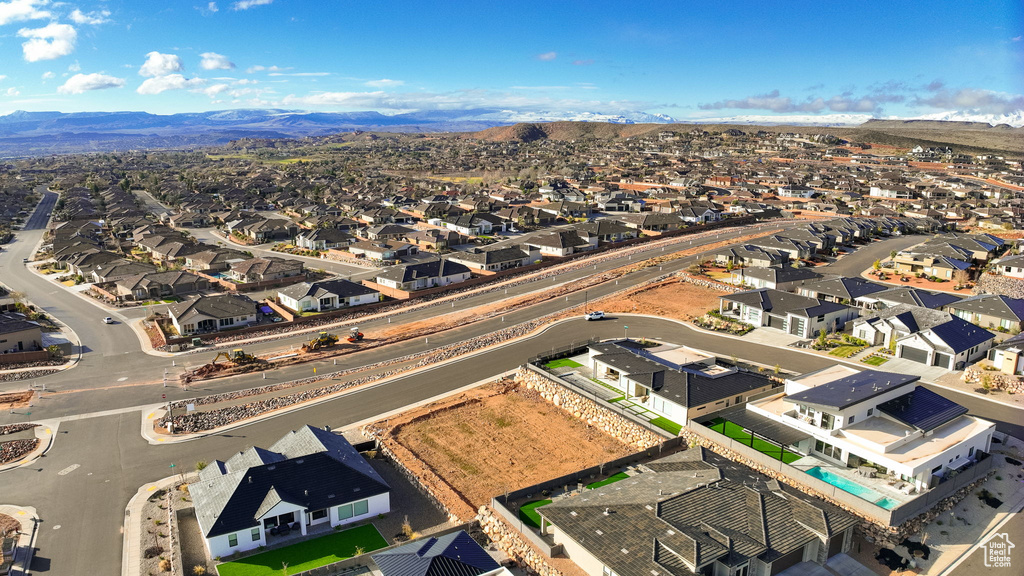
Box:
597 279 727 321
0 391 33 410
370 381 632 519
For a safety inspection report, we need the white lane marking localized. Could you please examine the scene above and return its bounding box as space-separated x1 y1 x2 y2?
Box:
57 464 80 476
118 377 128 381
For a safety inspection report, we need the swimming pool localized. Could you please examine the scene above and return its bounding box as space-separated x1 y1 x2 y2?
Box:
805 466 900 510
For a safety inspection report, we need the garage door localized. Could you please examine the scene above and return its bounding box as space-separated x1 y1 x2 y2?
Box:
900 346 929 364
767 314 786 330
933 352 952 369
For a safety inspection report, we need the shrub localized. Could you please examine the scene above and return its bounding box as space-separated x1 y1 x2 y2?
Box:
159 559 171 572
193 566 207 576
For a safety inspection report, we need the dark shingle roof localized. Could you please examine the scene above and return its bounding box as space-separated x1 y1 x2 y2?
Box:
786 370 920 410
877 387 968 432
947 295 1024 323
372 530 499 576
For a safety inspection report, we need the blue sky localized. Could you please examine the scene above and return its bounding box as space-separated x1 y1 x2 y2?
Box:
0 0 1021 120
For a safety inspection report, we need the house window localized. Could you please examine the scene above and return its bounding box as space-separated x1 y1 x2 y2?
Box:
969 447 975 457
251 528 260 542
867 408 873 416
735 564 749 576
337 499 369 521
814 439 842 460
820 412 835 430
848 415 855 424
228 533 238 547
311 509 327 521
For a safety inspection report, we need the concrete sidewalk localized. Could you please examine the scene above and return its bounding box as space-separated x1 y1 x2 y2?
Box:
0 505 39 576
121 473 197 576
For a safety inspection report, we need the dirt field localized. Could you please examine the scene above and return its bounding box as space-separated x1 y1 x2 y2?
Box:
598 279 727 321
383 383 632 515
0 391 33 410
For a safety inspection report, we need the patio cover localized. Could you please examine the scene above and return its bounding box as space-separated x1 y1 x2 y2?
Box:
712 405 811 447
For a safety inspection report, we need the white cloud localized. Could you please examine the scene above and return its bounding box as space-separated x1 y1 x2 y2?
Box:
6 87 21 96
18 22 77 62
58 72 125 93
0 0 51 26
200 52 235 70
536 51 557 61
269 72 329 77
139 51 183 77
365 78 404 88
137 73 204 94
0 75 6 82
69 8 110 25
246 64 289 73
67 61 81 72
197 83 229 97
41 70 54 79
207 2 218 12
278 88 649 115
232 0 272 10
915 88 1024 115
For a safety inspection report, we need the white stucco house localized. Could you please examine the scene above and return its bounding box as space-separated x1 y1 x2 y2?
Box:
277 279 381 313
190 425 390 559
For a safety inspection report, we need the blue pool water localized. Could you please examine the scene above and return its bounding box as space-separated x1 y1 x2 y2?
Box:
805 466 900 510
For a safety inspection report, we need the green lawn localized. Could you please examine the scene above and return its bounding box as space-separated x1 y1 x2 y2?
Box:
519 499 552 529
862 356 889 366
708 419 801 464
544 358 583 370
586 472 629 489
589 378 624 394
650 417 682 435
216 524 388 576
829 345 863 358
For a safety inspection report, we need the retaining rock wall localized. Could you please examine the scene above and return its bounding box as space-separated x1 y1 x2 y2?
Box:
476 506 563 576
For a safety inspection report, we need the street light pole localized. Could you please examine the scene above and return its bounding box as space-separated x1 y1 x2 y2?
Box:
624 325 629 341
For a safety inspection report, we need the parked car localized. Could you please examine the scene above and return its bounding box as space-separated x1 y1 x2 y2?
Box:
583 311 605 321
102 317 114 324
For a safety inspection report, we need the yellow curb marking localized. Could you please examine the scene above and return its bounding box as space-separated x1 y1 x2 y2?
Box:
146 486 157 492
157 438 166 442
45 428 51 434
147 413 155 419
16 511 25 515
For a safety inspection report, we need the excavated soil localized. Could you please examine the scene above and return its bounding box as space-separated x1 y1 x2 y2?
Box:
0 391 33 410
597 279 727 320
385 383 632 513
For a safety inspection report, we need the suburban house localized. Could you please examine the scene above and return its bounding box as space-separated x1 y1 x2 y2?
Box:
871 308 993 370
167 294 258 335
447 245 539 272
277 279 381 313
523 230 596 257
992 253 1024 279
110 270 209 301
586 340 778 423
746 236 815 261
348 240 418 262
183 249 249 273
0 313 42 354
715 245 790 268
796 276 888 305
374 259 472 292
537 448 857 576
294 228 353 251
372 531 501 576
190 425 390 558
746 365 994 494
405 229 469 251
892 253 971 281
88 260 159 284
615 212 686 232
986 333 1024 375
730 266 823 290
365 224 415 241
570 220 638 244
719 289 860 338
226 257 305 285
943 295 1024 332
855 287 962 310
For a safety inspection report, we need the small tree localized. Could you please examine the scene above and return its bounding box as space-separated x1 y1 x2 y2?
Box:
817 329 828 348
872 259 881 272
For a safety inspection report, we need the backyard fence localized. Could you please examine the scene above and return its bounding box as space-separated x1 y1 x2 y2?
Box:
527 339 599 366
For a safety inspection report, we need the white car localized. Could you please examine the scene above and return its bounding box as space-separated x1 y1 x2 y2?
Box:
102 317 114 324
583 311 605 321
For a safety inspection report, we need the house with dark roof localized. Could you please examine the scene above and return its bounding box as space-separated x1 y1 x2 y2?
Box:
536 448 857 576
294 228 354 251
226 257 305 284
167 294 258 335
586 340 778 423
374 259 472 292
986 333 1024 375
719 289 859 339
893 311 995 370
372 530 500 576
0 312 42 354
796 276 887 305
714 245 790 268
992 253 1024 279
854 287 961 310
746 365 994 494
892 253 971 281
446 245 539 272
729 266 823 291
190 425 390 558
944 295 1024 332
523 230 596 257
277 279 381 313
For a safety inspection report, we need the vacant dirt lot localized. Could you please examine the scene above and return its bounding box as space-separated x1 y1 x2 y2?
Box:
379 382 632 518
599 279 727 321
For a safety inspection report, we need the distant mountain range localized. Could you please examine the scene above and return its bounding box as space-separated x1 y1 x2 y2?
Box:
0 107 1020 156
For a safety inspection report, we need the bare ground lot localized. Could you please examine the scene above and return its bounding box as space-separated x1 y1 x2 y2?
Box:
378 382 632 519
0 391 33 410
597 279 727 321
